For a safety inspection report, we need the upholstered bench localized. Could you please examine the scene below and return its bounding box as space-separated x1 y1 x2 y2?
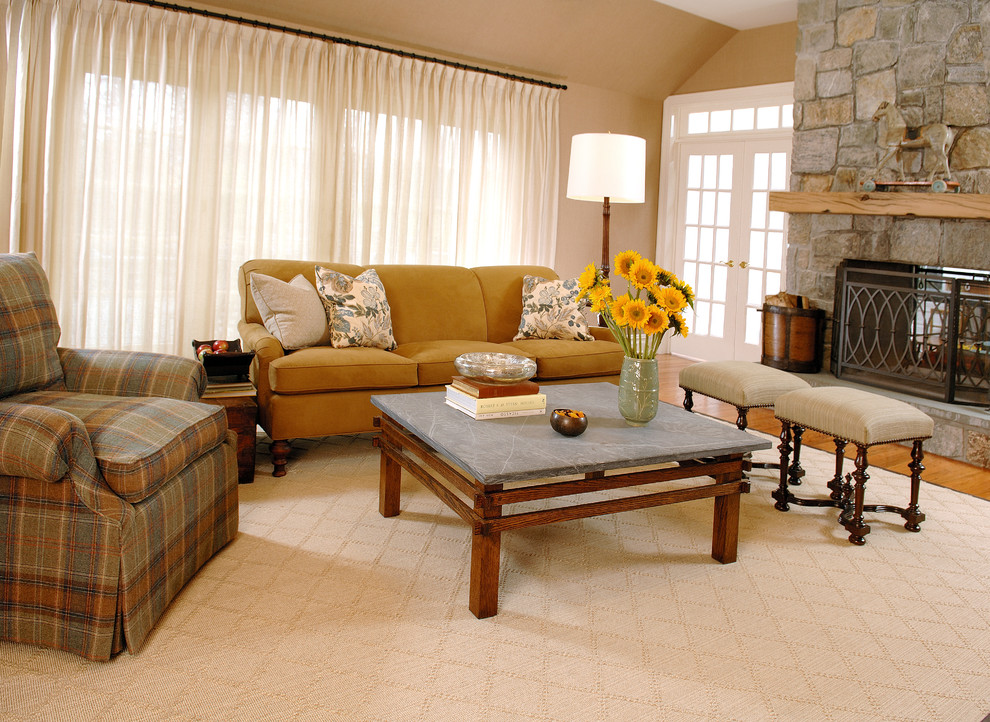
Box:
679 360 812 430
771 386 934 545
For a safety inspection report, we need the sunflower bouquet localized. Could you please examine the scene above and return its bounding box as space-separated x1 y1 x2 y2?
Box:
577 251 694 360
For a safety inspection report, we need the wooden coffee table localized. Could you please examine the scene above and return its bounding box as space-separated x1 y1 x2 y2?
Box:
371 383 770 618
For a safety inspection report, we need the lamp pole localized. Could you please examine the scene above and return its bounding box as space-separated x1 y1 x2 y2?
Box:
601 196 611 278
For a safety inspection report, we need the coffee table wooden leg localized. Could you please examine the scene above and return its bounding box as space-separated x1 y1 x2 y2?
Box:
469 528 501 618
379 451 401 517
711 492 740 564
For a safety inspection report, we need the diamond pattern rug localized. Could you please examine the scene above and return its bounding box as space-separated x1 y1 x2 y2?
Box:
3 430 989 721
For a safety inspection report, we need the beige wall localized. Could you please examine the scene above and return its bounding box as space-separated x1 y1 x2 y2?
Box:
676 22 798 95
556 85 662 281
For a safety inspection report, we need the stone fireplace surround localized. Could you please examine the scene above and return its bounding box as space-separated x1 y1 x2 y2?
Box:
783 0 990 467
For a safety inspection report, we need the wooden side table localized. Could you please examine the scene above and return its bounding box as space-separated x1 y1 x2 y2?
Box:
202 395 258 484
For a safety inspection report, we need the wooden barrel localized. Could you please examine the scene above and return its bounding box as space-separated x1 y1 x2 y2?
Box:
761 304 825 373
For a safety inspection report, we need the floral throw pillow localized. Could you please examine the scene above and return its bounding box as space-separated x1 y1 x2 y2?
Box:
513 275 594 342
314 266 397 350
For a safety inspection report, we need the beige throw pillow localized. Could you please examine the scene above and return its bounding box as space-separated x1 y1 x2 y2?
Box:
314 266 397 351
250 273 330 350
513 275 594 341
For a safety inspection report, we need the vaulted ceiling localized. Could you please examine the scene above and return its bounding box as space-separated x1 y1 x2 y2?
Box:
194 0 743 100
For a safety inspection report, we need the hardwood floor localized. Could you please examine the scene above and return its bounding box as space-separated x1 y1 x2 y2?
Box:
656 355 990 502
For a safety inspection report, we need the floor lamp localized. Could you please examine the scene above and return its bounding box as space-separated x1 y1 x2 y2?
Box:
565 133 646 278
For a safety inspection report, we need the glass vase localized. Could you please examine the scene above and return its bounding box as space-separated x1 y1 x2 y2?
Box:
617 356 660 426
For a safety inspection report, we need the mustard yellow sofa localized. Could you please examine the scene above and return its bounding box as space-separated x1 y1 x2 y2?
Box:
237 261 624 475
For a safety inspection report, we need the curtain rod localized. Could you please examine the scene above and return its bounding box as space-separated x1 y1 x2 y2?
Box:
122 0 567 90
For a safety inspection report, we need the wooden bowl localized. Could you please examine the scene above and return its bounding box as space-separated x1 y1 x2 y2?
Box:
550 408 588 437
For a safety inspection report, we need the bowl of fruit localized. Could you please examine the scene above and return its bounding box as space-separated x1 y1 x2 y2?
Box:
191 338 255 381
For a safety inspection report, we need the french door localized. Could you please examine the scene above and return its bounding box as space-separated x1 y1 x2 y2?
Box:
658 84 793 362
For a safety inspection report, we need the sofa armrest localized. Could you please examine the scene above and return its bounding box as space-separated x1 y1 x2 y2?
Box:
238 321 285 363
58 348 207 401
588 326 618 343
0 402 84 481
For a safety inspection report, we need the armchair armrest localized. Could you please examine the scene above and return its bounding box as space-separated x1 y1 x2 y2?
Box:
238 321 285 362
0 402 84 481
58 348 207 401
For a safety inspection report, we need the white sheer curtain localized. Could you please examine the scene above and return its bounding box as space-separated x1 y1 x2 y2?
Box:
0 0 559 354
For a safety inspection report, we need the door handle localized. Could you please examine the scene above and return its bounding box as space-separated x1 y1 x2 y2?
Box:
716 260 750 268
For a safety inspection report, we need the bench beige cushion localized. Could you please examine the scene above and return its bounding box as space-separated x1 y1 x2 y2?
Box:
775 387 934 446
679 360 810 409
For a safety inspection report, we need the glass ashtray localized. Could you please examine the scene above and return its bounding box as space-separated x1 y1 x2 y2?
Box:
453 352 537 384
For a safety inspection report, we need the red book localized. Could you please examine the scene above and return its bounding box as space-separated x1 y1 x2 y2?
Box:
450 375 540 398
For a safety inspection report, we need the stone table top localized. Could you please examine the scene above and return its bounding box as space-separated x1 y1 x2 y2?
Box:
371 382 771 485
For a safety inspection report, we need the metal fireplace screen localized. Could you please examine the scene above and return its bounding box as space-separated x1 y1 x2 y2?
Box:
832 260 990 405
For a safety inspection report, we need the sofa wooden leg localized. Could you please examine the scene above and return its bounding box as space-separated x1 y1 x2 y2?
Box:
271 439 291 477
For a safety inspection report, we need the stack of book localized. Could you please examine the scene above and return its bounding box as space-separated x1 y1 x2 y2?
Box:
444 375 545 420
202 380 256 399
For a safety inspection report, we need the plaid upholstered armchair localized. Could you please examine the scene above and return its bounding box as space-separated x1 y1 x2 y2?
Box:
0 253 239 660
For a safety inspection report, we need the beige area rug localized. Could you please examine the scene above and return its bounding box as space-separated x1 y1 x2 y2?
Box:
3 429 990 721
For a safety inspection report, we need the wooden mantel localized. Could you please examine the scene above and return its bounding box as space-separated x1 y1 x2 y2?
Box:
768 191 990 220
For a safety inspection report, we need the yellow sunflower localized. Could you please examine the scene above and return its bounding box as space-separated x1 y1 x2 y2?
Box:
589 285 612 313
671 312 689 337
613 251 640 280
577 263 597 294
610 294 631 326
655 287 687 312
643 306 669 335
624 298 649 329
629 258 657 290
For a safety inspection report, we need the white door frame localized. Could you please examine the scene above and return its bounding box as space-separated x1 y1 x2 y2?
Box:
656 82 794 359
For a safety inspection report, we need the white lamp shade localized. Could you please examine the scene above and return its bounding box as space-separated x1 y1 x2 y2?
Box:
566 132 646 204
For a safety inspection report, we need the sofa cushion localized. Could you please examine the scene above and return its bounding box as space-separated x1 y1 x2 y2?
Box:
8 390 228 503
315 267 397 351
513 275 594 342
0 253 65 397
374 265 489 344
268 347 418 394
393 340 527 387
471 265 559 343
250 272 329 350
502 339 624 380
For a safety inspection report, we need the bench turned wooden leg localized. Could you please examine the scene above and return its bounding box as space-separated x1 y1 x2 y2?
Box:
682 388 694 413
827 439 847 502
843 444 871 545
904 440 926 532
773 422 793 512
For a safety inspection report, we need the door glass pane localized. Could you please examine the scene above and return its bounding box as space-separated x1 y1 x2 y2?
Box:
745 307 761 345
771 152 788 190
769 210 785 230
703 155 718 188
718 155 733 188
713 265 728 302
747 269 763 306
688 112 708 134
732 108 754 131
757 106 779 129
688 155 702 187
695 300 710 335
697 263 712 298
716 192 731 227
686 190 700 224
682 261 696 289
710 304 725 337
751 192 768 228
710 110 731 132
766 232 784 269
699 227 714 260
766 271 781 295
684 226 698 259
715 229 730 261
701 191 716 225
749 231 765 266
753 153 769 191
